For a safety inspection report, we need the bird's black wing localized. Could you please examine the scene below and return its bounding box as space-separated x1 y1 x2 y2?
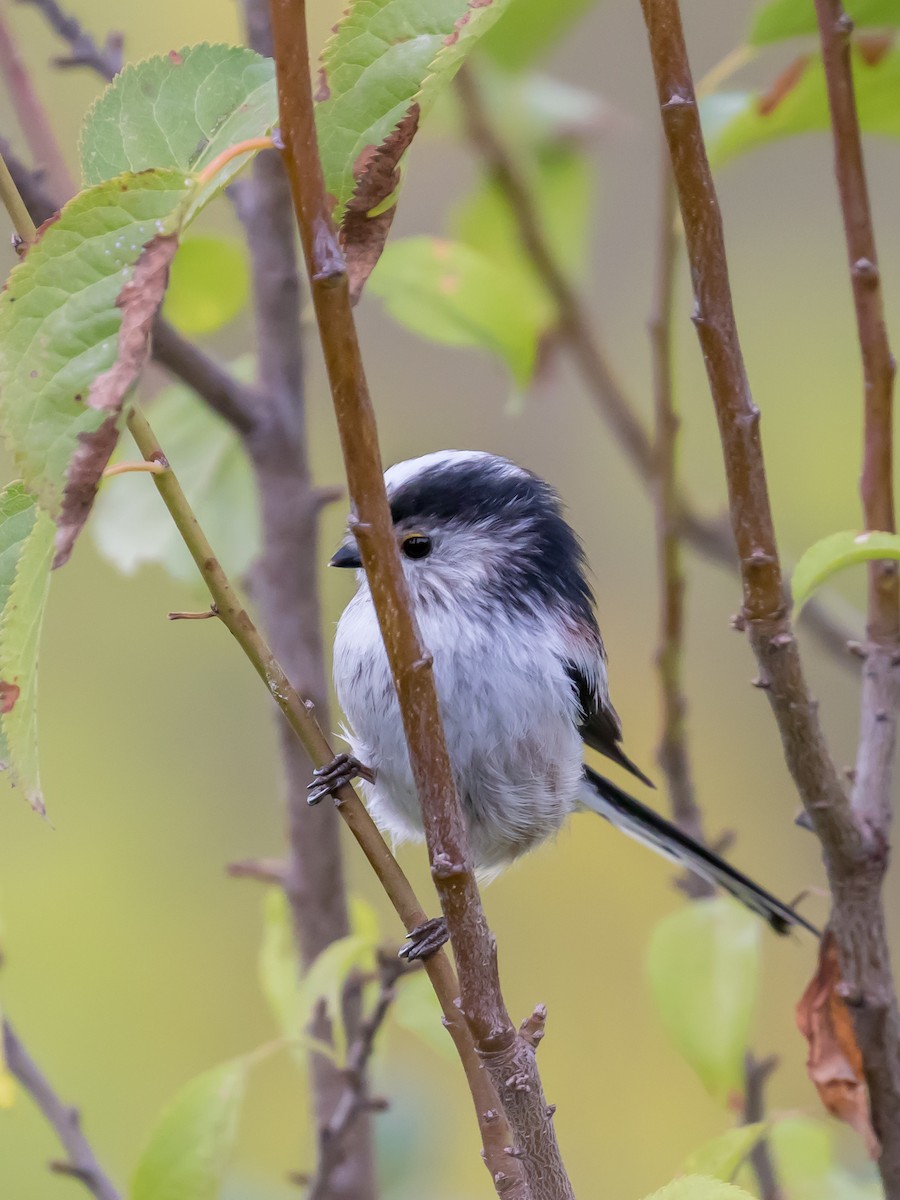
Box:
565 660 654 788
582 765 818 936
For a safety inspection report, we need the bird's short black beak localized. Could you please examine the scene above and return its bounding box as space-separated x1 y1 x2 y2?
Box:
330 541 362 569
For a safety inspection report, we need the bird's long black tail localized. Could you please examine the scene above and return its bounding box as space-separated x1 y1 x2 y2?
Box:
581 765 818 936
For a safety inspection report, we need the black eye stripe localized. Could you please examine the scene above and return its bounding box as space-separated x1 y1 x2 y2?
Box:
402 535 432 560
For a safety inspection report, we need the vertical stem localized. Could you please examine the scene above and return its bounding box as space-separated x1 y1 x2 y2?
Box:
648 147 707 857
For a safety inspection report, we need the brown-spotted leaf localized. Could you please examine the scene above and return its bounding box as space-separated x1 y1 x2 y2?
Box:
0 168 192 565
796 930 879 1158
342 105 419 304
55 232 178 567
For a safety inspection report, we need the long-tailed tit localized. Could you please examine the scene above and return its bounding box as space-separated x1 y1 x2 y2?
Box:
312 450 816 956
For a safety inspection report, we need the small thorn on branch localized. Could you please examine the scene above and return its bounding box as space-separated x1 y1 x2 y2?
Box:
519 1003 547 1050
167 604 220 621
226 857 287 884
49 1159 91 1180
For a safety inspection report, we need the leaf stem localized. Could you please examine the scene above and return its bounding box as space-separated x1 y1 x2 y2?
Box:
195 137 275 188
101 460 166 479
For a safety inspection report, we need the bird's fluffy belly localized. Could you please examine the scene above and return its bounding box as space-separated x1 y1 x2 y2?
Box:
333 589 585 874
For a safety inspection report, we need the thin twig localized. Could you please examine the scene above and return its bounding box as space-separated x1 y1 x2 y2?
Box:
121 402 522 1197
743 1053 783 1200
267 2 565 1195
307 955 409 1200
16 0 121 78
638 2 900 1194
648 142 708 866
453 60 857 673
2 1022 122 1200
651 151 782 1197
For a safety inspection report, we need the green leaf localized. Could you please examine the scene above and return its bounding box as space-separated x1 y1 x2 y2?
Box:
0 170 191 560
369 236 545 387
681 1123 768 1182
452 145 592 329
479 0 599 70
791 529 900 615
132 1059 246 1200
643 1177 757 1200
316 0 514 221
749 0 900 45
92 367 260 583
299 933 377 1060
162 236 250 337
646 898 761 1103
259 888 304 1045
259 889 377 1062
391 971 455 1061
80 44 278 216
704 45 900 168
0 484 55 815
766 1117 883 1200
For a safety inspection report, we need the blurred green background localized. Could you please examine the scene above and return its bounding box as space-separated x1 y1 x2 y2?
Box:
0 0 896 1196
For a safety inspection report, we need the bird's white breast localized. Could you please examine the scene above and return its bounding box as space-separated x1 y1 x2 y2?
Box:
333 583 591 875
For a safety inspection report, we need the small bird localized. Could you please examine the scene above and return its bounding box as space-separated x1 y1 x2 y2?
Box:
311 450 816 956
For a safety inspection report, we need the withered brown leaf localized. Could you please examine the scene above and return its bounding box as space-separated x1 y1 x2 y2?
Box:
341 104 420 304
54 233 178 568
796 930 879 1158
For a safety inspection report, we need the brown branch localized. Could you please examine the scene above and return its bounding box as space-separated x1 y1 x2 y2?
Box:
453 61 857 673
813 3 900 1180
15 0 121 78
813 0 900 817
638 1 900 1193
266 2 569 1196
743 1053 783 1200
2 1022 122 1200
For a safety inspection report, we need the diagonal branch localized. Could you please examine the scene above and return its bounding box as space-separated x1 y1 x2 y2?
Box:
453 60 857 673
16 0 121 78
2 1021 122 1200
638 2 900 1193
265 2 567 1196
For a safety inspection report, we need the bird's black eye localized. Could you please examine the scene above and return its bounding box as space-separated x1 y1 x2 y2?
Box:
401 534 432 560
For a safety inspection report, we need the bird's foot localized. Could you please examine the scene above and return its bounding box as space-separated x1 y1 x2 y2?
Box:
399 917 449 962
307 753 373 806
